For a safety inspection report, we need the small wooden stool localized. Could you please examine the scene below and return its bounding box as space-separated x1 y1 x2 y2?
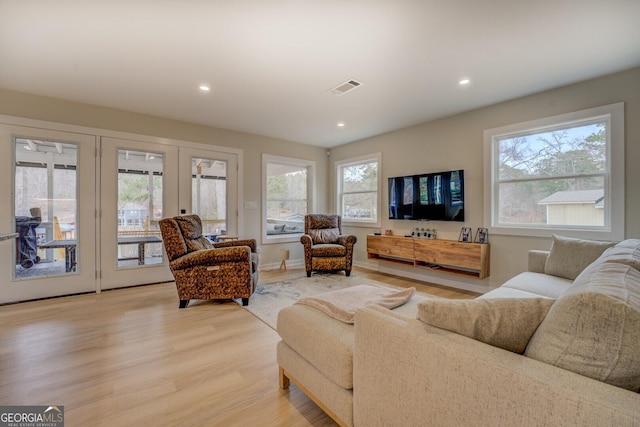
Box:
279 249 290 271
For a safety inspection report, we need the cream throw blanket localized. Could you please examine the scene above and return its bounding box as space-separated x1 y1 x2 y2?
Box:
295 284 416 324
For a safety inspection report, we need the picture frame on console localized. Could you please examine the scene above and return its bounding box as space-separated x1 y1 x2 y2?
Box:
475 228 489 244
458 227 472 243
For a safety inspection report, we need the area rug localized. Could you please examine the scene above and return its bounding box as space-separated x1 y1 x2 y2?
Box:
240 272 430 330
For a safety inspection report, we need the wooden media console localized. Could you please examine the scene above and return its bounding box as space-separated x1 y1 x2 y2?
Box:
367 234 490 279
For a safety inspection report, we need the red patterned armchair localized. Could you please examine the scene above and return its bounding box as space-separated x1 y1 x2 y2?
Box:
300 214 357 277
159 214 259 308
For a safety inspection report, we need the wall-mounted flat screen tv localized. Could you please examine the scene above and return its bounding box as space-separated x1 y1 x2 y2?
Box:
388 169 464 222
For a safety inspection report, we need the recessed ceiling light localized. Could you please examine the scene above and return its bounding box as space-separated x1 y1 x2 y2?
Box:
199 85 210 92
337 122 345 127
458 79 471 85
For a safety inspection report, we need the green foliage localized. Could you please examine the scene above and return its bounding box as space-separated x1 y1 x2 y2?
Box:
266 168 308 219
118 173 162 208
343 162 377 192
497 123 606 224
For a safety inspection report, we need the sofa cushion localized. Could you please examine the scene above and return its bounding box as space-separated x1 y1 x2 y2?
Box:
417 298 554 354
494 271 572 299
544 234 615 280
525 262 640 392
480 286 557 300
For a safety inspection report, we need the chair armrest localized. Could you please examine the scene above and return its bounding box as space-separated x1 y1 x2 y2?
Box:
170 246 250 270
213 239 257 252
528 250 549 273
300 234 313 248
337 235 357 247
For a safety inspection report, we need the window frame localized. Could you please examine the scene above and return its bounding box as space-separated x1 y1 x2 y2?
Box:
335 153 382 228
262 154 315 244
483 103 624 241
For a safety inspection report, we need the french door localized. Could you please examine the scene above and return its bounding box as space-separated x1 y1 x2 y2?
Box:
1 121 240 301
178 147 238 237
0 124 97 304
99 137 178 289
99 139 239 290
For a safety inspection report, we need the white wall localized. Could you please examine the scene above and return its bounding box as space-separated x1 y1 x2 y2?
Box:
2 66 638 291
331 67 640 290
0 88 329 270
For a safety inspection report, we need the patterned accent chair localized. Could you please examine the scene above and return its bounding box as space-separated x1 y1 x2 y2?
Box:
159 214 259 308
300 214 357 277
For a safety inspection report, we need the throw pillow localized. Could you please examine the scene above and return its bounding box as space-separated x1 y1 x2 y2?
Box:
544 234 615 280
416 298 555 354
525 262 640 392
310 228 340 244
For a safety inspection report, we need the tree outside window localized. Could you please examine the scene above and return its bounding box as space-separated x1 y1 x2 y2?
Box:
485 103 624 240
263 155 315 243
337 154 381 226
497 122 606 226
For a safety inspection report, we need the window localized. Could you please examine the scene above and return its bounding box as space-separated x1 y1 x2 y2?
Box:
484 103 624 240
336 153 381 227
262 154 315 243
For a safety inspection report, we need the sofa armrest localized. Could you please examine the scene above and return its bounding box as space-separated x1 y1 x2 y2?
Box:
528 250 549 273
353 306 640 426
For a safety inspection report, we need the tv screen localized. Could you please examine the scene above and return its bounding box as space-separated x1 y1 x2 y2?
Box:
388 169 464 222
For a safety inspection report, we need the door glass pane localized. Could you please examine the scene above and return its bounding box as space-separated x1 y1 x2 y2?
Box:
191 157 226 241
14 138 78 278
117 149 163 267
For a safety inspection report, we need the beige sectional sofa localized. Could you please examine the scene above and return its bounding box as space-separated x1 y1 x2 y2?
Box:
277 236 640 426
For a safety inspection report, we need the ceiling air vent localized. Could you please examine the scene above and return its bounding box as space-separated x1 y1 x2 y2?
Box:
329 79 363 96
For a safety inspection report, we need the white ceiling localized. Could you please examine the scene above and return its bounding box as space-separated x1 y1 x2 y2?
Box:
1 1 639 148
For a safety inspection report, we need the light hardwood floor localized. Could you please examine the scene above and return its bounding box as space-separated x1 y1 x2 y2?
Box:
0 267 478 426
